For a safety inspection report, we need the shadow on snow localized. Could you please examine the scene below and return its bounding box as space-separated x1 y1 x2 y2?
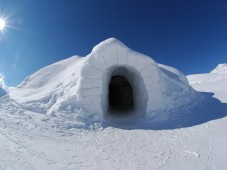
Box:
103 91 227 130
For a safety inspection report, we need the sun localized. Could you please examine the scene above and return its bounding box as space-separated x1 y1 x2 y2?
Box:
0 18 7 31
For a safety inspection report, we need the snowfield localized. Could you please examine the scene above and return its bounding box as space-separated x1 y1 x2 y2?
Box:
0 59 227 169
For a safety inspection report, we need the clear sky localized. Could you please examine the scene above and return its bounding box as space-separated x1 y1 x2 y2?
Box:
0 0 227 86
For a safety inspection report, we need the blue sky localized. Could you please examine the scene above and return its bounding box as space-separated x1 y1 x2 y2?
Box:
0 0 227 86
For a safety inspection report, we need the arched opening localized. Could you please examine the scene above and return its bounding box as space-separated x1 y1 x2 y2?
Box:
102 66 148 118
108 75 134 116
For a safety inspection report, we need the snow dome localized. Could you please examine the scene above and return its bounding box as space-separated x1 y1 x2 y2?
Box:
10 38 197 119
78 38 195 118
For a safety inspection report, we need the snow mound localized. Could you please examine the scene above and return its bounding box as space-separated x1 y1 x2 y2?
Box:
10 56 85 114
210 63 227 74
188 71 227 103
8 38 200 126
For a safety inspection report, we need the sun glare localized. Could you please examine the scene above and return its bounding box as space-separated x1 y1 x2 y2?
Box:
0 18 7 31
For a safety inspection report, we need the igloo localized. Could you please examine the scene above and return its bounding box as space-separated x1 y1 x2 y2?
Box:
78 38 195 117
10 38 196 119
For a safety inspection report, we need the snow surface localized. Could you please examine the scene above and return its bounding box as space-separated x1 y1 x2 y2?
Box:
0 66 227 169
0 39 227 169
187 73 227 103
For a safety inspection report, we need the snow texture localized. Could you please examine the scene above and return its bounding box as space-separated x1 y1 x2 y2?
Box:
0 64 227 169
9 38 198 122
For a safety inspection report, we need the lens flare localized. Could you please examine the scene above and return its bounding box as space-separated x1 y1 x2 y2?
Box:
0 18 6 31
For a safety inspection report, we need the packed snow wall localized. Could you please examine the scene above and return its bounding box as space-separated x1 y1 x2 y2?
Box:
78 38 184 117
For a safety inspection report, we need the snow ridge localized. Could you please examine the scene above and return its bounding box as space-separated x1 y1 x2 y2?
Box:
210 63 227 74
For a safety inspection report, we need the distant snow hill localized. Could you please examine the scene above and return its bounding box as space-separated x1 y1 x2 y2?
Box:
187 64 227 103
210 63 227 74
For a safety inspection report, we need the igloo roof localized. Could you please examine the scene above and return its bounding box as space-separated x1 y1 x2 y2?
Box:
9 38 197 118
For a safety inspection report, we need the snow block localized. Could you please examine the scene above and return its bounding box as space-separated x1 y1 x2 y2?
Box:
81 88 102 96
81 64 103 79
116 46 128 66
102 46 118 67
92 79 102 88
86 54 108 71
80 79 93 89
126 53 139 67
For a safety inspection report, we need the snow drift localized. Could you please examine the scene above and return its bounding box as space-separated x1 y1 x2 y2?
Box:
9 38 198 121
188 63 227 103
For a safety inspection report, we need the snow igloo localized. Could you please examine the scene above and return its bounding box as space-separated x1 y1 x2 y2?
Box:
10 38 195 119
78 38 194 118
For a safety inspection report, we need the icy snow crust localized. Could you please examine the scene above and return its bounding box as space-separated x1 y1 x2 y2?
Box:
8 38 198 125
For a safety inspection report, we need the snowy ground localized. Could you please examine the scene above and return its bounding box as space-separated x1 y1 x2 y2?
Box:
0 71 227 170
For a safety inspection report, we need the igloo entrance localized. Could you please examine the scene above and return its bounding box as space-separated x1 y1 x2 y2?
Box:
102 66 148 118
108 75 134 115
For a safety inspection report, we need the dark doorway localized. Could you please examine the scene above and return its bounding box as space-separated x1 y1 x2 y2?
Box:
108 75 134 115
